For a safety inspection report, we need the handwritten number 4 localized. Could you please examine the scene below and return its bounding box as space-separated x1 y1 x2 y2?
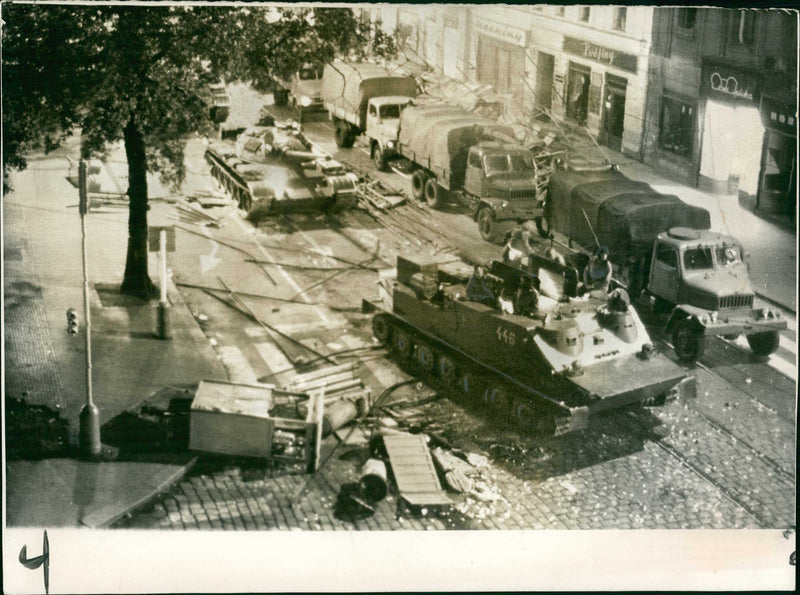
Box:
19 530 49 594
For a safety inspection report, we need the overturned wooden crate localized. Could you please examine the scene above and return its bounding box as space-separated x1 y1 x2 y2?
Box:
189 380 323 473
286 362 371 436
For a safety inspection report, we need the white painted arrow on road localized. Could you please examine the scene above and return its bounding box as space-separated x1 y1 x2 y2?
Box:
200 227 222 274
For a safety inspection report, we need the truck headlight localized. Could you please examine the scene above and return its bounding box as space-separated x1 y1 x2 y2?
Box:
386 140 395 149
501 201 508 208
709 311 718 323
299 96 313 107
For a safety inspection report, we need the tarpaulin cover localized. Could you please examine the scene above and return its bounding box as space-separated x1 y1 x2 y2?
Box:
547 168 711 257
321 61 416 128
398 105 514 186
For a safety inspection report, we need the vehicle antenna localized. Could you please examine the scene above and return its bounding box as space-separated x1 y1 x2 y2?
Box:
581 207 601 249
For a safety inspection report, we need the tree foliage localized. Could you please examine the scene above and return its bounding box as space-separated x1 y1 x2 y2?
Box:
2 4 392 296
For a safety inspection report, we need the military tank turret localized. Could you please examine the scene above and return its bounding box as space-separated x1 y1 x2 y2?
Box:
205 118 359 214
365 254 695 436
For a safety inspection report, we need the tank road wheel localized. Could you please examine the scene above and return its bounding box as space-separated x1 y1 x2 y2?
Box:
424 178 444 209
483 385 512 415
391 329 413 360
437 356 458 387
458 372 480 401
722 333 740 341
415 343 436 373
671 318 704 363
411 171 428 201
746 331 780 357
334 123 349 148
372 314 392 345
477 207 499 244
372 143 388 171
535 216 551 239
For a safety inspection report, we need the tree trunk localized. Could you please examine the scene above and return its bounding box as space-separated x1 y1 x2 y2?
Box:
120 115 157 298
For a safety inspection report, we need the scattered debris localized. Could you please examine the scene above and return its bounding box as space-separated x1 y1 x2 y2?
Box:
379 431 452 507
359 458 389 502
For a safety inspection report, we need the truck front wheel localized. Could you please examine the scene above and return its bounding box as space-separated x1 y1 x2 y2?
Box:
672 319 704 363
746 331 780 357
477 208 499 243
411 170 428 201
372 143 388 171
334 123 347 147
424 178 444 209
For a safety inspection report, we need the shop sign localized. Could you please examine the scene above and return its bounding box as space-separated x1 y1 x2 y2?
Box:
701 61 760 105
474 17 527 47
761 96 797 135
563 37 637 73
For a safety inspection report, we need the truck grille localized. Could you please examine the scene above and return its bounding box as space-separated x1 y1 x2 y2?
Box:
509 189 537 200
718 294 754 310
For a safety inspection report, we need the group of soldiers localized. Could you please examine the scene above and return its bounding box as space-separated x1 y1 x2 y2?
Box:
465 228 614 315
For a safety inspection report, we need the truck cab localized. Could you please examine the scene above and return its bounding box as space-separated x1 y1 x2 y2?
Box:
366 96 414 170
274 64 324 119
466 142 542 242
649 227 785 361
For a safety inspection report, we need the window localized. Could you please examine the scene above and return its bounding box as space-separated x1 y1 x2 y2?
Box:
613 7 627 31
677 7 697 30
659 96 695 157
379 104 400 119
683 248 714 271
580 7 590 22
468 151 482 168
509 153 534 171
730 11 756 46
484 154 510 173
655 244 678 269
368 104 377 117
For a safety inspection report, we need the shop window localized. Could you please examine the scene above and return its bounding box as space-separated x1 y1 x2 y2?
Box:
729 11 756 47
580 7 591 22
678 7 697 30
659 97 695 157
613 7 627 32
566 67 590 126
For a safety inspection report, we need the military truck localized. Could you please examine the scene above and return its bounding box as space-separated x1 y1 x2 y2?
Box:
397 104 547 242
320 60 417 167
363 254 695 436
272 64 325 122
542 166 787 362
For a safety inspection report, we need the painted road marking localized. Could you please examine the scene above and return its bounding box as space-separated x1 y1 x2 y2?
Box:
274 318 347 334
217 345 259 385
232 215 329 323
253 341 295 381
244 326 267 337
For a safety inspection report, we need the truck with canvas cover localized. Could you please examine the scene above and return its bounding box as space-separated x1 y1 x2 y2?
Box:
542 166 786 361
397 104 547 242
363 254 695 436
321 61 416 168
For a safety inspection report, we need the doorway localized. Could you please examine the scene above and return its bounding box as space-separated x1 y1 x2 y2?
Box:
601 74 627 152
535 52 555 117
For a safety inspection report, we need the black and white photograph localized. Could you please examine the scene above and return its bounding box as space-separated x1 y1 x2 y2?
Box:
2 2 797 592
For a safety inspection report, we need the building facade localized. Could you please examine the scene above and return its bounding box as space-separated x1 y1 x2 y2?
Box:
372 5 797 215
646 7 797 216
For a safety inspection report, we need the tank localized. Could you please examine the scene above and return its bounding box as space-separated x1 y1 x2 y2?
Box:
205 120 358 214
367 254 695 436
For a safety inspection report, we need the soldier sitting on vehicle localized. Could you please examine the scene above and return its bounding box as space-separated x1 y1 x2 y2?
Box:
466 265 498 307
514 276 540 317
582 246 613 294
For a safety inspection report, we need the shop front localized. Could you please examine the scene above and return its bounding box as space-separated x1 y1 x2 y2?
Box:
561 36 639 153
473 17 528 110
757 95 797 216
698 59 763 197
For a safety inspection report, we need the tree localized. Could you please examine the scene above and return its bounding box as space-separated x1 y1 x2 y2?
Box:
3 4 388 297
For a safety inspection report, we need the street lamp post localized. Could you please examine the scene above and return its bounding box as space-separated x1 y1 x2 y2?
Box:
77 160 101 457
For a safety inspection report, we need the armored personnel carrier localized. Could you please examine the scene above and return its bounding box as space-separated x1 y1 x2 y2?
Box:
205 118 359 214
364 254 695 436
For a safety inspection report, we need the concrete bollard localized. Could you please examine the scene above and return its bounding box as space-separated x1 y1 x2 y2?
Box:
79 403 101 458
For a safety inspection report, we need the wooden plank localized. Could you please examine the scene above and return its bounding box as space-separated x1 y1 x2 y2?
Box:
382 433 451 506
